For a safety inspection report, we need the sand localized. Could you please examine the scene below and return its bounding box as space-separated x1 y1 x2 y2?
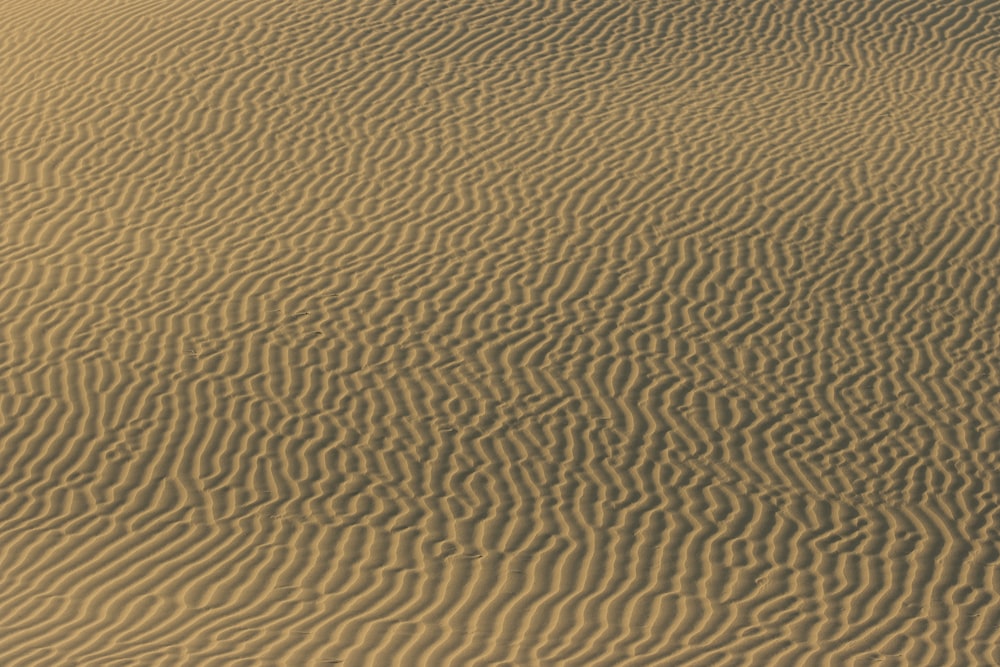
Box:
1 0 999 664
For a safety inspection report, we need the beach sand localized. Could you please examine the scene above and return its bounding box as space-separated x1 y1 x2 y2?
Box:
1 0 999 664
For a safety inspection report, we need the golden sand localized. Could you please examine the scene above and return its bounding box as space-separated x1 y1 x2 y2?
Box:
1 0 999 664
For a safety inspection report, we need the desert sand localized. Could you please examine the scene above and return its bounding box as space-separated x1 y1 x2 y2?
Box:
1 0 999 664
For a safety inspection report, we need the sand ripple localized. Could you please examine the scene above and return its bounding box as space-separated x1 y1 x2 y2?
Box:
1 0 999 664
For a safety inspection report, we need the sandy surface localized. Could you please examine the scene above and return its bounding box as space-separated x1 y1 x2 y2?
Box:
2 0 999 665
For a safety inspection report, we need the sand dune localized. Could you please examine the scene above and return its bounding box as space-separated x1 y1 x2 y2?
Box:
1 0 999 664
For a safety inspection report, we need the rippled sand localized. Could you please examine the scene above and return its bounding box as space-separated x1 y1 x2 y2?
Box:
2 0 999 664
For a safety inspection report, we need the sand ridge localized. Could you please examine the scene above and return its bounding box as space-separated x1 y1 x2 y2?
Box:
1 0 999 664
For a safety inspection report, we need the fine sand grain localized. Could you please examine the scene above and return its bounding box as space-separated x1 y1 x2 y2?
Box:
1 0 999 665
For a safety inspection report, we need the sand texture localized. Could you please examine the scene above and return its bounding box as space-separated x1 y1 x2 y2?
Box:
2 0 1000 664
